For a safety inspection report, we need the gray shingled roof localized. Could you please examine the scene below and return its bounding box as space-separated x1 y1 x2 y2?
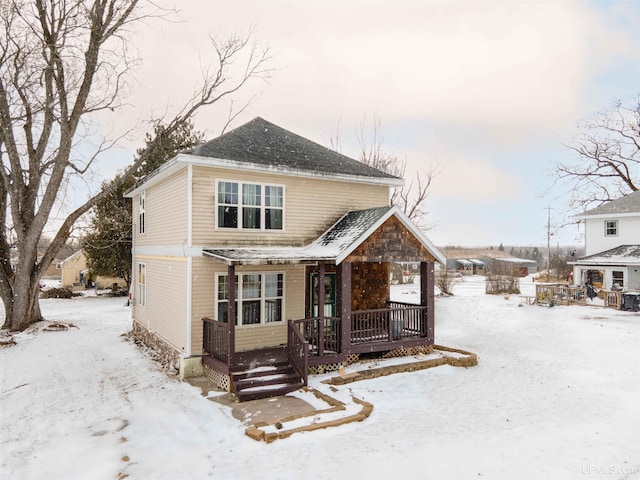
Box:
202 206 393 265
185 117 399 180
580 190 640 216
202 205 447 266
572 245 640 265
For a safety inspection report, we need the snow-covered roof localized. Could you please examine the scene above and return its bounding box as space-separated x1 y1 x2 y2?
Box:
570 245 640 266
457 259 473 266
469 259 485 265
495 257 537 265
575 190 640 219
203 206 446 266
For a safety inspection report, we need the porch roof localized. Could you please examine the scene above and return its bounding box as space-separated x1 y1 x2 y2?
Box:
203 205 446 266
570 245 640 266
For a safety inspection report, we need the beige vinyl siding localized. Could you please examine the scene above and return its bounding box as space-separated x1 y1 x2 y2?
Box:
191 165 390 246
190 257 306 353
60 251 85 288
132 255 188 352
134 168 189 247
60 250 125 290
190 256 215 354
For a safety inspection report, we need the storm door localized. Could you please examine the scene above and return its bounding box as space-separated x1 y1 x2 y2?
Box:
311 273 336 317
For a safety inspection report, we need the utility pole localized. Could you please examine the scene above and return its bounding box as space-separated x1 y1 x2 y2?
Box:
545 206 552 282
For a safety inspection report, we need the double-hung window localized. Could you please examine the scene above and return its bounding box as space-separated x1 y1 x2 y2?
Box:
217 180 283 230
605 220 618 236
216 272 284 325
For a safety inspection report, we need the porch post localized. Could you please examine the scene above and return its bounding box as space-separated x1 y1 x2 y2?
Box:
317 262 325 356
337 261 352 352
227 264 236 367
420 261 435 344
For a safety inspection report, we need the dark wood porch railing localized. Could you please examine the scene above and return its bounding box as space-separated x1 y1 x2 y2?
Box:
204 304 428 375
351 303 428 344
388 301 428 336
287 320 309 386
203 318 228 364
290 317 342 356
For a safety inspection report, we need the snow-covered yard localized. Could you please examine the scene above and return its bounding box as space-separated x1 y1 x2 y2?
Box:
1 276 639 480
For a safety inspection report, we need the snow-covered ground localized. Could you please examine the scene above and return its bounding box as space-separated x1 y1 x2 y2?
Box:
1 276 639 480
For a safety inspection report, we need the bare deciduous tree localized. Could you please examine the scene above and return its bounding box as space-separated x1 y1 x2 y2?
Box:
330 113 438 228
0 0 272 330
557 97 639 212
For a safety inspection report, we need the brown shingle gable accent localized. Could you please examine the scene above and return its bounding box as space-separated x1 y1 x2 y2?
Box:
345 216 436 263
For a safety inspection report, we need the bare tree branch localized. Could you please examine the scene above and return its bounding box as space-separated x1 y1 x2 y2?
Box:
0 0 273 330
354 112 438 229
555 96 639 212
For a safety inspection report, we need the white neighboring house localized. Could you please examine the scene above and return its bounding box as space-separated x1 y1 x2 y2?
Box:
571 190 640 291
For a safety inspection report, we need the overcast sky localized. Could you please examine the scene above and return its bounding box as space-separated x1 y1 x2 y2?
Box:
98 0 640 248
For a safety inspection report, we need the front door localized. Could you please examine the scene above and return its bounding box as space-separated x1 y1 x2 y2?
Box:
311 273 336 317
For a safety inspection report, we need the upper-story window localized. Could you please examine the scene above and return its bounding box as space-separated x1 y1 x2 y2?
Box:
139 191 146 234
604 220 618 237
216 180 284 230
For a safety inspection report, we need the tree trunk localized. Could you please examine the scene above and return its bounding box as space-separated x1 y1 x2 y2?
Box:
1 261 44 331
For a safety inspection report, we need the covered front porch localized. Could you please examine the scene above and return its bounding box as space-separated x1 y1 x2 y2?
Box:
202 260 435 384
201 206 446 400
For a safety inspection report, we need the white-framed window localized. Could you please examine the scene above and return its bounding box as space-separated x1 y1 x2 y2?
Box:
216 180 284 231
216 272 284 325
138 263 146 306
604 220 617 236
139 191 146 234
612 270 624 290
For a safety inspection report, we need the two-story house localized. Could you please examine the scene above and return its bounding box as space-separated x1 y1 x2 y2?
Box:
571 190 640 291
125 117 445 401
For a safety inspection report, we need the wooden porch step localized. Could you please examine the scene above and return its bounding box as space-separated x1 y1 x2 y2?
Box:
230 361 293 380
235 379 305 403
231 361 304 402
235 371 301 390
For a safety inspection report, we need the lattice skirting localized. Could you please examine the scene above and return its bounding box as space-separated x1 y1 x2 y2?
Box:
382 345 434 358
308 347 433 375
204 364 231 392
309 363 341 375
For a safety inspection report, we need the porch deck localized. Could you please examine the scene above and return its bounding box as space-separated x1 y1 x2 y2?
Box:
203 301 432 375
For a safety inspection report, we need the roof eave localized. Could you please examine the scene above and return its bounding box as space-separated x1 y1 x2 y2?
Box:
181 153 404 187
124 157 185 198
574 211 640 221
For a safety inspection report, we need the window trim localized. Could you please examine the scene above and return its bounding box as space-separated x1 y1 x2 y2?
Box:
215 179 285 232
215 271 285 327
139 190 146 235
612 270 624 289
604 219 618 237
138 262 146 307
